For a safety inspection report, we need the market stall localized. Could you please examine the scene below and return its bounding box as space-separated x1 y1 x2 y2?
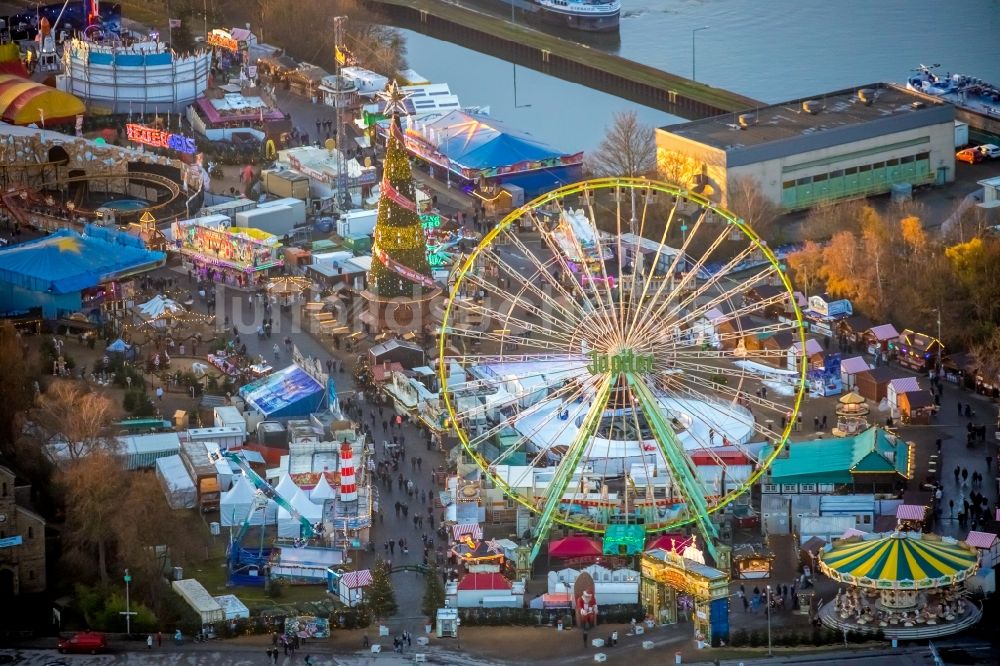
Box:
171 218 283 288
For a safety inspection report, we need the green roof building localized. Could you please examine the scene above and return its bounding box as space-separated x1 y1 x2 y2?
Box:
761 428 910 492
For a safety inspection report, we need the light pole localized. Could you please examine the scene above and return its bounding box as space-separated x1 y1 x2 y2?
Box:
121 569 136 635
691 26 709 82
765 584 773 656
511 4 531 109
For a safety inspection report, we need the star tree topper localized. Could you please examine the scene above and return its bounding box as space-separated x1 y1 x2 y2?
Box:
376 80 412 118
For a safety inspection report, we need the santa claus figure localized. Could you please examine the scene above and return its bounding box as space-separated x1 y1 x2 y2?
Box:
576 588 599 630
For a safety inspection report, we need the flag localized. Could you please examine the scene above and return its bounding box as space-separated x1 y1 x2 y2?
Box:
335 47 346 65
168 18 182 28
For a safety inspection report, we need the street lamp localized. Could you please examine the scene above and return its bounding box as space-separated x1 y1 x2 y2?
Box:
691 26 709 82
511 4 531 108
121 569 137 635
765 584 773 656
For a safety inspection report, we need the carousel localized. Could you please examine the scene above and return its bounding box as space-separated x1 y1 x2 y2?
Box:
817 531 981 638
832 391 870 437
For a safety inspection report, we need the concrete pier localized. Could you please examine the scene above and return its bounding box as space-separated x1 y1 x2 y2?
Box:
366 0 762 119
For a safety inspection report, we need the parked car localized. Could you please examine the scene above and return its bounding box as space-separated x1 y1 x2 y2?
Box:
976 144 1000 159
956 148 984 164
57 631 107 654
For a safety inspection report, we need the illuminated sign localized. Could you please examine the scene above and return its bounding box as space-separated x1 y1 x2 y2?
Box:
587 349 655 375
420 213 441 230
207 30 239 52
126 124 197 154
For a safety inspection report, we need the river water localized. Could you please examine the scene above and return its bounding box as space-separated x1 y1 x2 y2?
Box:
402 0 1000 153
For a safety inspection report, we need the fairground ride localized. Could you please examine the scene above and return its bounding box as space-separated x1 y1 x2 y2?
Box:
214 451 321 586
439 177 807 563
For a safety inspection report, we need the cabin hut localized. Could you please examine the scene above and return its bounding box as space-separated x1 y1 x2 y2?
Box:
854 365 909 403
896 329 943 372
836 315 874 347
861 324 900 355
839 356 871 389
898 389 936 424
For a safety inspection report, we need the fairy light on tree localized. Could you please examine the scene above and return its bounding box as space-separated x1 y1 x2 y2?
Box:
367 81 433 299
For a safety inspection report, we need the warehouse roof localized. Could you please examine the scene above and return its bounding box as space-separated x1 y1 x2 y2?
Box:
660 83 952 155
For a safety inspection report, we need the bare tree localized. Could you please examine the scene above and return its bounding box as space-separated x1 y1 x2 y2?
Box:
657 150 703 189
31 380 115 463
727 176 779 243
587 110 657 178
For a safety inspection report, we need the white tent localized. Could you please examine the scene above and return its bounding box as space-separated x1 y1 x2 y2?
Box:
310 474 335 504
277 489 323 538
138 294 185 319
219 475 256 527
274 474 300 501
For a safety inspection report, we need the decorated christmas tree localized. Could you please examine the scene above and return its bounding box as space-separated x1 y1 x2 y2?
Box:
368 81 433 298
365 558 398 620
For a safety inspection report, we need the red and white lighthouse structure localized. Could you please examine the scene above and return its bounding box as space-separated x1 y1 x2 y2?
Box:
338 440 358 503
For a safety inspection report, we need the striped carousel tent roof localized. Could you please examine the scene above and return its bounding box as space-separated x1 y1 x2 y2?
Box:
818 531 978 590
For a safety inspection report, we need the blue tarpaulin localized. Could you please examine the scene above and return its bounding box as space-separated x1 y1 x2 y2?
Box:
0 227 165 295
239 364 325 418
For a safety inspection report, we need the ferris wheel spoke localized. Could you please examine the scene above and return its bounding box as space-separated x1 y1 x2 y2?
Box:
526 209 612 331
631 236 764 345
622 195 683 347
449 293 579 347
502 226 603 323
626 374 719 545
475 245 585 327
664 268 784 335
493 376 606 477
582 193 625 336
623 205 707 342
443 328 570 353
528 374 614 562
467 375 601 468
448 367 588 423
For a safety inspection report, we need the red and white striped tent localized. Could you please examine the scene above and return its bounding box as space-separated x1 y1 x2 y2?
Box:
451 523 483 542
895 504 927 521
966 530 999 568
336 569 373 608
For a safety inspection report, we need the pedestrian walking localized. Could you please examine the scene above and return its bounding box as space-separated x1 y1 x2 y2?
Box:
147 635 153 649
821 414 827 429
157 631 161 647
273 343 280 360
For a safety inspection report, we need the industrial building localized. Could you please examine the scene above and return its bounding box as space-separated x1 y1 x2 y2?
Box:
656 83 955 211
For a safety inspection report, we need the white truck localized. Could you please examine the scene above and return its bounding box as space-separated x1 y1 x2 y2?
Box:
336 209 377 237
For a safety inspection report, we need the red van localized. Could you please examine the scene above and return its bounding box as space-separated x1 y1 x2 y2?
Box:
57 631 107 654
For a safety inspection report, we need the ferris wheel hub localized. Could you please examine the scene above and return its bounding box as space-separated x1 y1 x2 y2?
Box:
585 349 655 375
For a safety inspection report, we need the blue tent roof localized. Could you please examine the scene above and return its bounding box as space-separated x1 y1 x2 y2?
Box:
239 364 325 418
0 228 165 294
106 338 132 352
412 110 572 169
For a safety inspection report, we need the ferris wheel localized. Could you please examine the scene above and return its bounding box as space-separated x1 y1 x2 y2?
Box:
438 178 808 561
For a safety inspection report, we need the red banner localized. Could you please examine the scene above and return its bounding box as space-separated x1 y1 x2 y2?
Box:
373 246 437 290
381 179 417 212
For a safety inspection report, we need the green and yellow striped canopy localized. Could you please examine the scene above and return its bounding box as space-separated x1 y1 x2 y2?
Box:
818 532 979 590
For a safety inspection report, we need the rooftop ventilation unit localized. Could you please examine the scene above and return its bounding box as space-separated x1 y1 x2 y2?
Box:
801 100 821 114
737 113 756 129
857 88 876 105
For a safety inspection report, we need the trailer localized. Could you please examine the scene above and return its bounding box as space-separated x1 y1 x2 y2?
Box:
336 209 377 237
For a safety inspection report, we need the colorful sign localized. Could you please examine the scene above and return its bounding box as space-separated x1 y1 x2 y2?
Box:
284 615 330 639
173 221 281 273
420 214 441 230
126 124 197 154
207 30 239 52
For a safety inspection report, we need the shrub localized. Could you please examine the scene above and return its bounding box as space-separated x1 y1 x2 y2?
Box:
730 629 749 647
749 630 762 647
